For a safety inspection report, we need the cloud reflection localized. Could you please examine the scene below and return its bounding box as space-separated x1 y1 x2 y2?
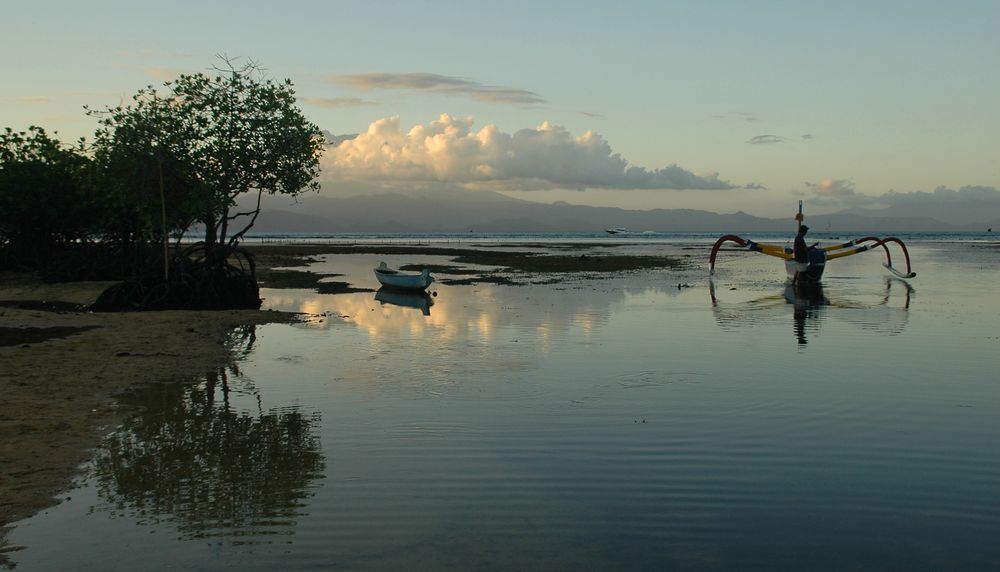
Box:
263 281 631 348
260 277 667 386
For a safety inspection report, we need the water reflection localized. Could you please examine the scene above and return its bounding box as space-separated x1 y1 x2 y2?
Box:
263 283 628 345
786 283 830 345
375 287 434 316
262 281 692 398
93 328 325 543
710 277 913 345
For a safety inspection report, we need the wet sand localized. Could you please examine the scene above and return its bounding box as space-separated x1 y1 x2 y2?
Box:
0 252 324 554
0 279 298 534
0 242 688 566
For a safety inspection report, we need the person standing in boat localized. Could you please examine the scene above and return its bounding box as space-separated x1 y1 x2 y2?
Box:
792 225 810 285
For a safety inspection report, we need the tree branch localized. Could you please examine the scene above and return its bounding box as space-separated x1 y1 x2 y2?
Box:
227 189 263 247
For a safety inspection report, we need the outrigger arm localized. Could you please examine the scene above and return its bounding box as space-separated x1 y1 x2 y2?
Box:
709 234 916 279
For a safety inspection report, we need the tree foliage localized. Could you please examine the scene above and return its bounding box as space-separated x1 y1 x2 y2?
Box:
90 58 325 257
83 58 325 309
0 126 95 266
1 58 324 310
89 89 202 248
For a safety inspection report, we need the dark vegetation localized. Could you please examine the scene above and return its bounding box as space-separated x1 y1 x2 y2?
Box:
452 253 686 273
257 269 338 289
0 58 323 310
247 244 687 273
246 244 687 288
254 267 373 294
315 281 372 294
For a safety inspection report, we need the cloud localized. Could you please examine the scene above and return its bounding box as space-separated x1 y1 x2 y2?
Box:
713 111 760 123
801 134 815 140
803 178 881 207
747 134 786 145
304 97 379 108
802 181 1000 214
744 182 767 190
327 73 545 105
321 130 358 146
321 114 734 191
19 96 50 104
145 67 182 81
805 178 857 198
579 111 604 119
873 185 1000 224
881 185 1000 205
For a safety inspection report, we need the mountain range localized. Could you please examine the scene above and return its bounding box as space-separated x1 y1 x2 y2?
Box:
247 187 1000 234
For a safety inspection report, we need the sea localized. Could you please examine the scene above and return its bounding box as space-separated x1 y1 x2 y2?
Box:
6 232 999 570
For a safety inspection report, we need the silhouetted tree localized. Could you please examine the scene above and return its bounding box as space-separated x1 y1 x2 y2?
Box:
88 89 203 278
88 57 325 308
0 127 94 268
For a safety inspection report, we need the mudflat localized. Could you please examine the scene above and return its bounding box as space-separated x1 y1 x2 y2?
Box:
0 276 298 530
0 241 688 566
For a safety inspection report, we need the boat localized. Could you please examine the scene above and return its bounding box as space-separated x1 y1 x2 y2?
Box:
605 228 659 236
708 202 916 283
374 261 434 290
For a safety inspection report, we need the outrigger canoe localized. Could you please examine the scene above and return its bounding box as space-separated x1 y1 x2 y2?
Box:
708 203 916 283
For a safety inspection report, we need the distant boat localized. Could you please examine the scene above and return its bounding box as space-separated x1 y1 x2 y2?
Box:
374 261 434 290
605 228 659 236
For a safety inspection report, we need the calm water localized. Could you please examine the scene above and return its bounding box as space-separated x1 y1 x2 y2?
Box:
8 239 1000 570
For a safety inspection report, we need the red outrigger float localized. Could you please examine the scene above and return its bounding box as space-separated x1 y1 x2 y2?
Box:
708 202 916 284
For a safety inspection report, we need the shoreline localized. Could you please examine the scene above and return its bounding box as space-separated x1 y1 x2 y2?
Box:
0 249 323 548
0 241 690 563
0 305 300 525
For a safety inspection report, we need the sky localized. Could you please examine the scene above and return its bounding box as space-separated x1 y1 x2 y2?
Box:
3 0 998 218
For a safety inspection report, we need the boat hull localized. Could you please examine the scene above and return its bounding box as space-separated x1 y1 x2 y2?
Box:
784 249 826 283
374 262 434 291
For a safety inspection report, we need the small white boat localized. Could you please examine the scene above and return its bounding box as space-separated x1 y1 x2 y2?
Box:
605 227 629 235
374 261 434 290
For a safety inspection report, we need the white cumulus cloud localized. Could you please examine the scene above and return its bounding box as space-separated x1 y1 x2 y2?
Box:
321 115 734 191
806 178 862 198
804 178 882 207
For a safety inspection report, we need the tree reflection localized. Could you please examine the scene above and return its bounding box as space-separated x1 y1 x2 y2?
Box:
93 332 324 541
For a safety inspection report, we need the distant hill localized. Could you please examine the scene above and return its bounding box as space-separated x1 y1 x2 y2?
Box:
246 187 990 234
837 201 1000 227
